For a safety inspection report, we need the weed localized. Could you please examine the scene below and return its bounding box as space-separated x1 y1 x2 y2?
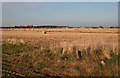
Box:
60 48 63 53
111 70 116 76
97 64 103 71
95 48 102 56
2 43 118 76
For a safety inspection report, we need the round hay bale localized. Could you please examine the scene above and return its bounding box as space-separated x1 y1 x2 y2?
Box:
42 30 47 34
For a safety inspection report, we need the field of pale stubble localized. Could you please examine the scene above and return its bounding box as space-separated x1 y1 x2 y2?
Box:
2 28 119 76
2 28 118 52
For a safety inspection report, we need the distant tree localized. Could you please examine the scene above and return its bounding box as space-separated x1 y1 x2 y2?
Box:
110 26 114 28
98 26 103 28
20 25 23 28
27 25 30 28
30 25 33 28
15 26 17 28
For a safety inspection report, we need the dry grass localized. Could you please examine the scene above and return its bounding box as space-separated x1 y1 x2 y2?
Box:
2 28 119 77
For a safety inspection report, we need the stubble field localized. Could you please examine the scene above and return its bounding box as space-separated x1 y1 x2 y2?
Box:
2 28 119 77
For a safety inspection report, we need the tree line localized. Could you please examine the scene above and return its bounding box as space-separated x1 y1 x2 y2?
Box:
1 25 119 29
1 25 69 28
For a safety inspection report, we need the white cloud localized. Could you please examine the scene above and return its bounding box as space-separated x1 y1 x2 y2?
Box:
2 0 120 2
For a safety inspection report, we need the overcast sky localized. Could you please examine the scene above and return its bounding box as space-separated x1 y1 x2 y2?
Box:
2 2 118 27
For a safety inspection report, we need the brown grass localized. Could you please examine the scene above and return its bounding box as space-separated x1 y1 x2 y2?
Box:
2 28 118 76
2 28 118 60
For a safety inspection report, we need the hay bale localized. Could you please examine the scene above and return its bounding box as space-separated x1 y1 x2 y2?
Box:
42 30 47 34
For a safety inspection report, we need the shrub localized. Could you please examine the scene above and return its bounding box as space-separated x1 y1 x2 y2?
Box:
98 26 103 28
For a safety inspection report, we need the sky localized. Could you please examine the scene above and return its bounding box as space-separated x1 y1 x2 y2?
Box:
0 2 1 27
2 2 118 27
1 0 120 2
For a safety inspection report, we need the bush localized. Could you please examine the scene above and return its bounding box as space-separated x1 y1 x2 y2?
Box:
98 26 103 28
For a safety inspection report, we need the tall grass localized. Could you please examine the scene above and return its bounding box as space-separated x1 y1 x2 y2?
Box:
2 42 118 76
2 29 118 76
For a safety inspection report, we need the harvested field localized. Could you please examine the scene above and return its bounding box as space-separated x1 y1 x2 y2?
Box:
2 28 119 77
